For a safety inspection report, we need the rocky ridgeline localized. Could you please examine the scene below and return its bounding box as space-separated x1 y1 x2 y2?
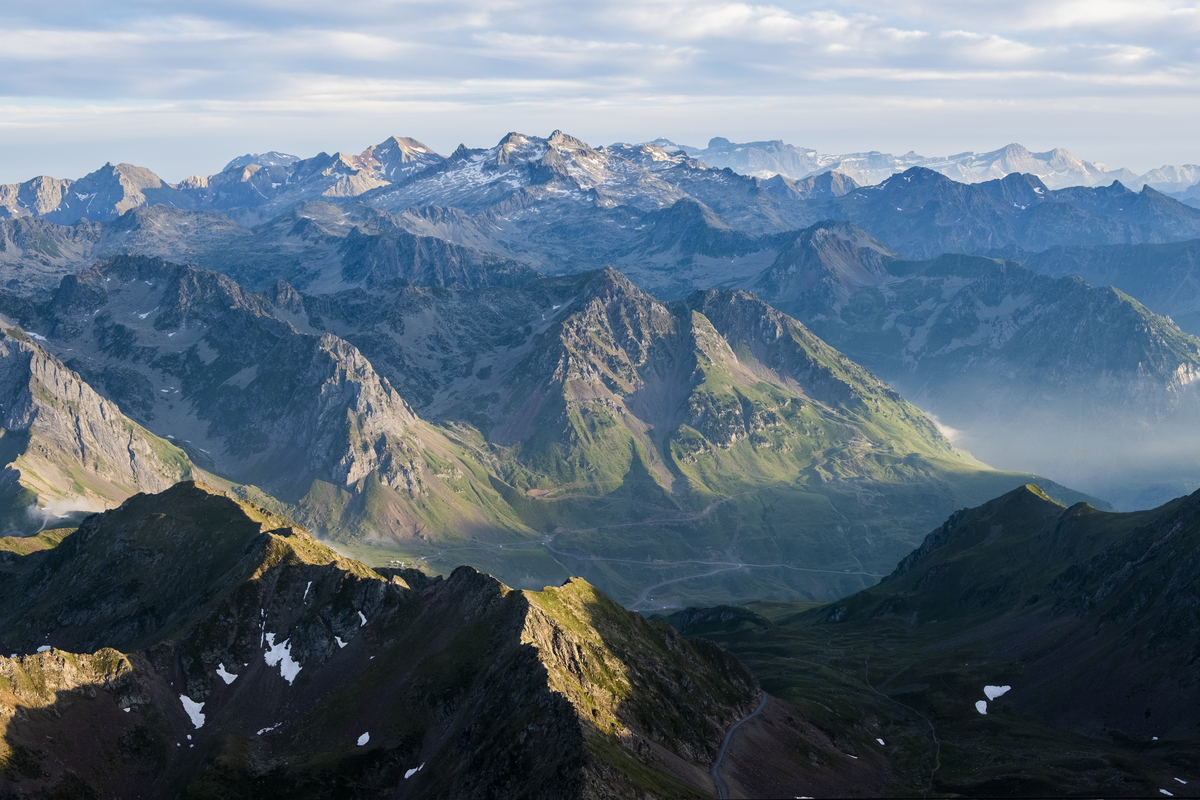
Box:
0 482 760 798
0 326 189 529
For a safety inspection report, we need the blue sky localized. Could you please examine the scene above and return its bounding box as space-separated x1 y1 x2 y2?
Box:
1 0 1198 183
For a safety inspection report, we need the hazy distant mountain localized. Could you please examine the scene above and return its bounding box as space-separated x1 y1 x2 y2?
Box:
1168 180 1200 209
221 150 301 170
755 221 1200 508
656 136 1198 193
811 168 1200 259
1018 238 1200 337
364 130 690 215
0 201 535 296
0 136 447 226
11 132 1198 301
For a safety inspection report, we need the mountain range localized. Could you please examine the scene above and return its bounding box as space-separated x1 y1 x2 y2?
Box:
750 221 1200 509
0 253 1098 610
3 130 1200 517
651 136 1200 196
2 128 1200 798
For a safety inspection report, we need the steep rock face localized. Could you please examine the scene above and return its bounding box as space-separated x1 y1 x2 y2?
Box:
0 217 104 295
29 255 529 542
0 325 189 529
287 266 1093 606
0 483 759 799
686 289 951 456
0 177 73 220
41 254 422 493
493 268 962 503
337 226 538 289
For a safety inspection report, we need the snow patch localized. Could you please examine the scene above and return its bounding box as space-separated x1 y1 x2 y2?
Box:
405 762 425 779
984 685 1010 700
1175 778 1188 784
1160 790 1173 797
257 723 281 735
36 646 51 653
357 732 370 746
335 636 347 649
179 695 205 728
975 700 988 715
216 663 237 684
27 332 47 341
303 581 312 600
876 738 885 745
263 633 301 684
358 611 367 627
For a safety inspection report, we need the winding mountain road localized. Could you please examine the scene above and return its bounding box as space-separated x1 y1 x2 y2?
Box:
411 534 883 612
711 692 769 799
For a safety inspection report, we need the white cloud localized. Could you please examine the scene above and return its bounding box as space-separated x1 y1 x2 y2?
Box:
0 0 1196 181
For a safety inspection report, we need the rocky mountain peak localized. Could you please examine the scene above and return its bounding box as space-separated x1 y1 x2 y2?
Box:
221 151 301 171
0 176 73 219
0 325 190 528
755 220 895 308
494 132 548 165
546 130 591 151
366 136 443 181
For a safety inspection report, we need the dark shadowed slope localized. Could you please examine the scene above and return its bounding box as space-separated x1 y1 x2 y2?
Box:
669 484 1200 796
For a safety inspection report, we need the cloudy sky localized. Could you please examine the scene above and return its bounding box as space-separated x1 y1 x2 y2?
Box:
1 0 1197 183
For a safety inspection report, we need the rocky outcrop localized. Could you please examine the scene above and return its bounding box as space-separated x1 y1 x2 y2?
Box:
0 326 189 527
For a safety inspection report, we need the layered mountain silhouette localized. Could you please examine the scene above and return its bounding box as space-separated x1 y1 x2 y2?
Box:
754 221 1200 508
653 136 1199 192
2 129 1199 798
0 254 1094 607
